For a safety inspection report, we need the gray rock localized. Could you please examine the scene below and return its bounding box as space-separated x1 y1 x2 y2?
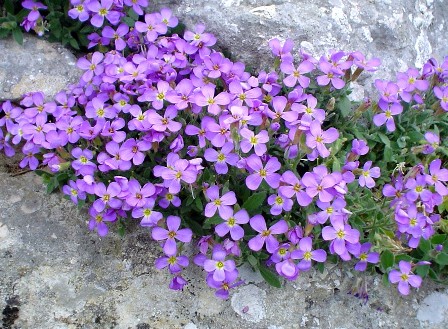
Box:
0 35 81 101
151 0 448 97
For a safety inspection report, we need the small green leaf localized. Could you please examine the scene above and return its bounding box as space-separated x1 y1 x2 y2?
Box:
242 191 267 214
12 28 23 45
247 254 258 267
377 132 390 147
203 215 222 229
415 265 429 278
258 264 281 288
337 95 352 118
380 250 394 271
431 234 447 245
418 239 431 253
435 253 448 266
123 17 136 27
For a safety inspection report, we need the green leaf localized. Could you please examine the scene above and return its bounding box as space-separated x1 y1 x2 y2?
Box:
435 253 448 266
123 17 136 27
247 254 258 267
431 234 447 245
128 8 140 20
415 265 429 278
203 215 222 229
377 132 390 147
193 197 203 212
418 239 431 253
12 28 23 45
332 157 341 172
383 146 393 162
337 95 352 118
242 191 267 214
380 250 394 271
258 264 281 288
5 0 15 14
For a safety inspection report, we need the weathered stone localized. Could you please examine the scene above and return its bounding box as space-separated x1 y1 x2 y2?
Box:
151 0 448 97
0 35 81 101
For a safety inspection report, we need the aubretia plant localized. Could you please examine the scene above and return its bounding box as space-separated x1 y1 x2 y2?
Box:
2 0 448 300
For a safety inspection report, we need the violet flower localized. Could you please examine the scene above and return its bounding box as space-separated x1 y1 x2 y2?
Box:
204 245 236 281
215 209 249 241
388 261 422 295
245 155 281 190
291 237 327 271
204 185 237 218
152 215 193 255
248 215 288 253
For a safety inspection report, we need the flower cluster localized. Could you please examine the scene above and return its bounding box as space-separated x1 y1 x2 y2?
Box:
2 0 448 298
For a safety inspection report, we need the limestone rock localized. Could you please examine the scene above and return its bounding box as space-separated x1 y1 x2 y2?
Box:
0 35 81 101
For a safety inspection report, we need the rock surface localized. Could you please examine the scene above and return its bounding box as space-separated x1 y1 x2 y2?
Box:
151 0 448 97
1 154 448 328
0 35 81 101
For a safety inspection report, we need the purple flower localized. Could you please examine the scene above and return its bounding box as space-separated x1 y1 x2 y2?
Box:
152 216 193 255
353 242 379 271
206 269 242 299
204 185 237 218
135 12 167 42
120 138 151 165
291 237 327 271
373 101 403 132
77 52 104 82
68 1 89 21
88 207 117 237
125 179 156 208
351 139 369 155
316 60 345 89
147 107 182 132
19 143 40 170
278 171 313 207
425 159 448 196
358 161 381 188
193 84 231 115
267 192 293 215
63 180 86 204
305 120 339 158
388 261 422 295
124 0 149 16
215 209 249 240
22 0 47 21
71 147 96 176
405 174 432 202
292 95 325 123
87 0 121 27
132 198 163 227
239 128 269 156
160 158 198 193
422 132 439 154
155 252 189 274
204 245 236 281
93 182 122 212
203 52 232 78
434 86 448 111
322 217 360 259
102 24 129 51
302 166 337 202
245 155 281 190
248 215 288 253
280 60 314 88
204 142 239 174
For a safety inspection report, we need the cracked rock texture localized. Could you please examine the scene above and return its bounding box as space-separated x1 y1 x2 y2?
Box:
0 35 81 101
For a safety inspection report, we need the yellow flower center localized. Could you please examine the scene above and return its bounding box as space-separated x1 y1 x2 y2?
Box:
217 153 226 162
275 196 283 205
250 136 258 145
228 217 236 227
336 230 345 239
157 92 165 100
143 209 152 216
216 261 224 269
259 169 267 177
303 251 312 261
99 8 108 16
261 229 271 237
95 215 103 223
168 231 176 239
